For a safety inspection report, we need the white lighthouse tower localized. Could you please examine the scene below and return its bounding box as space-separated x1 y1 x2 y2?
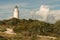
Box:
13 5 19 18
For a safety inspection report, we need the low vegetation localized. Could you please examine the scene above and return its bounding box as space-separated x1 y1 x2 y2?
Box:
0 18 60 40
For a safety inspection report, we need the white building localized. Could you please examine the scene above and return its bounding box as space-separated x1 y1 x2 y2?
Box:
13 5 19 18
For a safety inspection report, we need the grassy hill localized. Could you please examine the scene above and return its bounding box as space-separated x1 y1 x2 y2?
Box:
0 18 60 40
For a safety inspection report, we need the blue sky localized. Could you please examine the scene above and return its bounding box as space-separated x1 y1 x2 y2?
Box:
0 0 60 20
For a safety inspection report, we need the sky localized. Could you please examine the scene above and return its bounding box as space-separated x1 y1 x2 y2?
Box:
0 0 60 23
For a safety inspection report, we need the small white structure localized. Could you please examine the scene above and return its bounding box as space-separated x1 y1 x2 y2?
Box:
4 28 16 35
13 5 19 18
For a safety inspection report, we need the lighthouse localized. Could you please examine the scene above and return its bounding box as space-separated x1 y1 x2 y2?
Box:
13 5 19 18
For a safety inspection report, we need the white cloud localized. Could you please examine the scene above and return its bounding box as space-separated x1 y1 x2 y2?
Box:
31 5 60 23
35 5 49 21
50 10 60 21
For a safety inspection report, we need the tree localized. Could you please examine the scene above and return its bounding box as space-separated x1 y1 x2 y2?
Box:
53 21 60 36
0 36 7 40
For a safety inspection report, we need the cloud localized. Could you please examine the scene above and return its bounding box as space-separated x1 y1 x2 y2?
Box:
35 5 49 21
31 5 60 23
50 10 60 21
46 10 60 23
